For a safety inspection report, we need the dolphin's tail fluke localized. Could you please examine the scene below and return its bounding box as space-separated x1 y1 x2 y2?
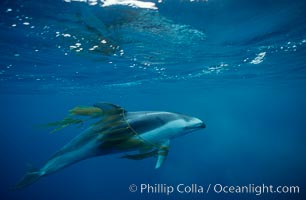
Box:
14 165 42 190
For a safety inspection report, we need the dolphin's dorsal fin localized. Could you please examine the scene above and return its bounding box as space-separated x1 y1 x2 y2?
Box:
93 102 126 114
155 140 170 169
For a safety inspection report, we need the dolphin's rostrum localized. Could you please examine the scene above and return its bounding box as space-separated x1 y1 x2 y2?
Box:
15 102 205 189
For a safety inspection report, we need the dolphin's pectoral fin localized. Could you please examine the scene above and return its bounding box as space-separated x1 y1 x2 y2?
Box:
121 140 170 168
155 150 168 169
121 149 158 160
155 140 170 169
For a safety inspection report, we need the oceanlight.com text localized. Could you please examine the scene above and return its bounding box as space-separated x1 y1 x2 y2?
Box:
213 183 299 196
128 183 300 196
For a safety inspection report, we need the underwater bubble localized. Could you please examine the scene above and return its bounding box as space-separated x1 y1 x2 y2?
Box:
88 0 98 5
75 48 83 52
89 45 98 51
250 52 266 65
62 33 71 37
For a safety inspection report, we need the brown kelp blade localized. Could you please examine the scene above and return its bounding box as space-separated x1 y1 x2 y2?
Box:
68 102 125 117
91 115 124 133
41 102 127 134
41 117 84 133
69 106 104 117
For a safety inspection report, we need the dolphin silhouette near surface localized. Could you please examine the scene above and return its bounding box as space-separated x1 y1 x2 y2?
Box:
15 102 206 189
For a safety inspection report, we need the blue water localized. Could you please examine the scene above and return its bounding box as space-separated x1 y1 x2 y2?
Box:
1 0 306 199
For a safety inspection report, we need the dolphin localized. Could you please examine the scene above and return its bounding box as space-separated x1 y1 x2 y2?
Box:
15 102 205 189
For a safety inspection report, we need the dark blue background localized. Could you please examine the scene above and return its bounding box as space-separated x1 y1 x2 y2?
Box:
1 0 306 199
